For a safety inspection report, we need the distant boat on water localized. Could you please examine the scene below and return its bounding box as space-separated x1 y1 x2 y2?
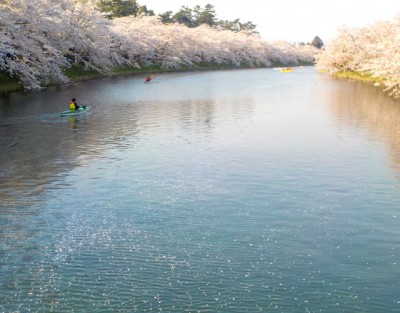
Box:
280 67 294 72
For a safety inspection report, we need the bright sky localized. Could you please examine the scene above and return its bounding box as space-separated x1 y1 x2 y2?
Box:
140 0 400 43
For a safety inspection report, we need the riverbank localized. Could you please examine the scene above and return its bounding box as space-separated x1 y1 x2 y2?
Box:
328 70 397 96
333 70 383 84
1 61 314 94
0 73 23 93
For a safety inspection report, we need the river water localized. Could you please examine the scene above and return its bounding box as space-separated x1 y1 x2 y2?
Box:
1 67 400 312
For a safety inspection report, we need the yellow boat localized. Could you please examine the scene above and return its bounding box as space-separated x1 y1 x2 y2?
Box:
280 67 294 72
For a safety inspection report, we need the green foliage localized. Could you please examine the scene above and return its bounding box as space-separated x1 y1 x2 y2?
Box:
160 3 257 33
172 6 196 27
0 72 23 93
335 70 383 84
218 19 257 33
97 0 154 19
97 1 258 31
159 11 174 24
193 4 217 26
97 0 139 19
63 63 102 80
137 5 155 16
311 36 324 49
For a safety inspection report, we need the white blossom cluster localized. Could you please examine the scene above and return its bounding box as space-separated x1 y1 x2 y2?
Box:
0 0 318 90
316 14 400 98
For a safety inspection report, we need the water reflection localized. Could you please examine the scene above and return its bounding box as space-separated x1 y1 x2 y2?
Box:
2 69 400 312
327 79 400 170
2 70 400 210
69 116 77 129
0 110 140 208
0 96 223 209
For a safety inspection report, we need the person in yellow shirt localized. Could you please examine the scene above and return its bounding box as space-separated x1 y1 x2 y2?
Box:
69 98 80 111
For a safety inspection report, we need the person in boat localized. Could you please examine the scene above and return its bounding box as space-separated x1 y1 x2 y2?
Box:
145 75 152 84
69 98 80 111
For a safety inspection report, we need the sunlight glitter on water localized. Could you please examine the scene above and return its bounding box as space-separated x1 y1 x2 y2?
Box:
1 68 400 312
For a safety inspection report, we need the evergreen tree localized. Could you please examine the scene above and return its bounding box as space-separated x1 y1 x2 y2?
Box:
239 21 257 33
218 19 257 33
159 11 174 24
173 6 195 28
311 36 324 49
137 5 155 16
97 0 139 19
193 4 217 26
158 3 258 33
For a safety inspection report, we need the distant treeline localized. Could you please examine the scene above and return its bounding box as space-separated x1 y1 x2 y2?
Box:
0 0 318 91
97 0 258 32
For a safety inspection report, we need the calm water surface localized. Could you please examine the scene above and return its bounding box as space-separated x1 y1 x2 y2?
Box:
1 68 400 312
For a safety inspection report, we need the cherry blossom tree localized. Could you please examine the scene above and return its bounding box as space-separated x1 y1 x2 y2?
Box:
111 16 317 69
0 0 69 89
0 0 126 89
316 14 400 98
1 1 318 90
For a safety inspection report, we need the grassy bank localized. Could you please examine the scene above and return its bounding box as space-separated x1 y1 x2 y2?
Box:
1 61 315 93
334 70 384 84
64 61 270 82
0 72 24 93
